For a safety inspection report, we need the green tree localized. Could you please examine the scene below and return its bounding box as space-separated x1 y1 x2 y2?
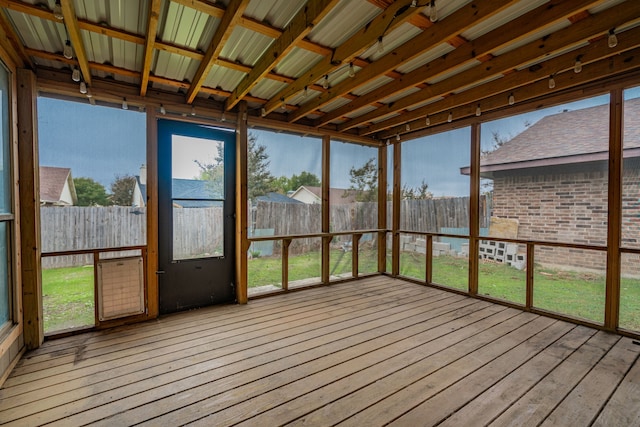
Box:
110 174 137 206
194 141 224 198
247 134 275 200
401 179 432 200
348 157 377 202
273 171 321 193
74 177 111 206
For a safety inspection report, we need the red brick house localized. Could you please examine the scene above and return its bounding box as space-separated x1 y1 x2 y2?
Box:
462 97 640 273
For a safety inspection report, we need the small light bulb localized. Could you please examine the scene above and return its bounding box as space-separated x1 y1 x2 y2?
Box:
386 139 390 145
191 105 196 116
79 81 87 94
405 123 410 132
429 0 438 23
425 115 430 126
475 104 481 117
322 75 329 90
281 98 286 111
508 93 515 105
53 1 63 20
71 67 80 82
85 88 93 98
303 86 308 98
261 107 266 117
122 98 128 110
548 75 556 89
396 133 400 142
447 111 453 122
608 30 618 48
160 104 166 115
348 63 355 78
574 58 582 73
377 36 384 54
221 111 226 122
411 0 418 6
63 40 73 59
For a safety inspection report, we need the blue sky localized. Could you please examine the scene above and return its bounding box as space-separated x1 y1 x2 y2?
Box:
37 91 631 194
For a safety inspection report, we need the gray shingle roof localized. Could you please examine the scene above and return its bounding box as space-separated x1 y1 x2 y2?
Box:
481 97 640 167
39 166 72 204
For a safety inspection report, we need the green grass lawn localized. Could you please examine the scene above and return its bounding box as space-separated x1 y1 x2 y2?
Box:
43 250 640 333
42 265 95 334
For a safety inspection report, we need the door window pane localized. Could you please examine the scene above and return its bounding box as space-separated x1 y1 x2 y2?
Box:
171 135 225 260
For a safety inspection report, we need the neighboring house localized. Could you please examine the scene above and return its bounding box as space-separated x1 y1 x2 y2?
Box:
132 165 146 208
255 192 303 204
461 98 640 273
40 166 77 206
289 185 358 205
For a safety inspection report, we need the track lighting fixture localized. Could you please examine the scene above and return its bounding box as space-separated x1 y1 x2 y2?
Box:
608 29 618 48
447 111 453 123
548 75 556 89
348 63 355 78
53 1 63 20
63 40 73 59
322 75 329 90
79 81 87 94
508 93 515 106
160 104 166 115
425 115 430 126
574 56 583 73
71 67 80 82
122 98 128 110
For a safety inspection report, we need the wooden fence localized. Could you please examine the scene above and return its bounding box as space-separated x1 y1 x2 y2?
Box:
41 196 482 267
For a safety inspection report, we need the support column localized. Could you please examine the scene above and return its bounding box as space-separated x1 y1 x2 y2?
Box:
377 145 387 273
469 123 481 295
322 135 330 283
17 68 43 349
392 142 401 276
145 109 159 317
605 89 623 330
236 101 249 303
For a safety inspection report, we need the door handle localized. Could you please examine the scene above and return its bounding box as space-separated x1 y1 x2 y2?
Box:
156 270 166 275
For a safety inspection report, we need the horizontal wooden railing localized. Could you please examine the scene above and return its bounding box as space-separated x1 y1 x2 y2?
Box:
247 229 384 292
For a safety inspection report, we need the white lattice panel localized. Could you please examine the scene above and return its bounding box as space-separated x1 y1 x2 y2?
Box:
97 256 144 321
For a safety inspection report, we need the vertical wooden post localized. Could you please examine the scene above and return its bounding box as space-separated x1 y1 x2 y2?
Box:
145 109 159 317
605 89 623 330
526 243 534 310
282 238 291 291
17 68 43 349
426 235 433 284
322 135 330 284
377 145 387 273
392 142 401 276
236 101 249 304
469 123 481 295
352 233 361 278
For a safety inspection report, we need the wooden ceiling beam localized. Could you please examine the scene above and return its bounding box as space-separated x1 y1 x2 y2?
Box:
393 48 640 142
0 8 31 67
140 0 161 96
289 0 518 123
261 0 421 116
186 0 249 104
60 0 90 86
226 0 341 111
318 0 604 128
339 0 640 132
377 25 640 139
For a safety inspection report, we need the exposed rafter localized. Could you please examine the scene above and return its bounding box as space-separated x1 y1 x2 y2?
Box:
59 0 90 85
0 7 31 67
315 0 604 128
340 0 640 132
262 0 422 116
288 0 519 123
186 0 249 104
140 0 161 96
379 25 640 139
225 0 341 111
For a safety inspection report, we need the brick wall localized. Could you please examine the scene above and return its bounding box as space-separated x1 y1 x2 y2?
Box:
491 164 640 276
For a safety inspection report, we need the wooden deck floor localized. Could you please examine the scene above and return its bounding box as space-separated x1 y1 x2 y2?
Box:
2 276 640 426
